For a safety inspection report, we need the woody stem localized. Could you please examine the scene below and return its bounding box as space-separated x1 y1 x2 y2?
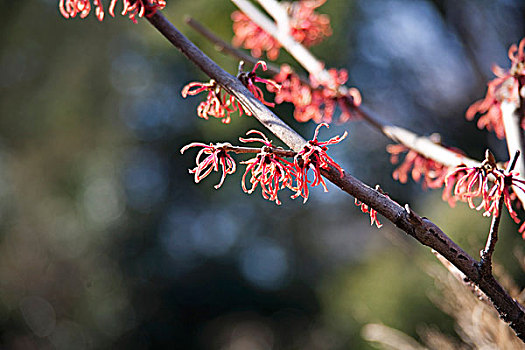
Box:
146 11 525 341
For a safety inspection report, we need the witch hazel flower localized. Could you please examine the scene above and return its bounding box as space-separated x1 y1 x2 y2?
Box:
386 136 469 206
269 65 362 124
293 123 347 202
182 79 248 124
286 0 332 48
238 61 281 107
387 143 450 189
59 0 166 22
355 199 382 228
239 130 296 205
180 142 237 189
59 0 94 19
231 11 282 60
231 0 331 59
354 186 387 229
466 38 525 138
444 150 525 237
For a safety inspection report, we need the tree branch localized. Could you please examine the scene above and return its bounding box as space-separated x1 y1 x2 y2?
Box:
480 151 520 276
145 11 525 341
188 14 483 169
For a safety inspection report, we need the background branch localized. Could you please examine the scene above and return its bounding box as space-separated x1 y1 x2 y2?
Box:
187 15 483 169
146 11 525 340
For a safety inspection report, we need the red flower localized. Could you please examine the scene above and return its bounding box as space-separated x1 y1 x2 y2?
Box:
293 123 347 202
59 0 96 19
387 143 451 189
182 79 248 124
466 38 525 138
231 11 282 60
231 0 331 59
180 142 237 189
59 0 166 22
287 0 332 48
446 166 493 212
238 61 281 107
239 130 296 205
444 153 525 237
355 199 382 228
270 65 361 124
109 0 166 23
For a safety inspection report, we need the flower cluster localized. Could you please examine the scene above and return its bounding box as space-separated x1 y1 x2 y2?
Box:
386 139 470 206
181 125 347 205
286 0 332 48
268 64 362 123
180 142 236 190
231 0 331 59
59 0 166 22
238 61 281 107
292 123 347 202
240 131 296 205
466 38 525 139
231 11 282 60
181 79 248 124
182 61 280 124
444 152 525 236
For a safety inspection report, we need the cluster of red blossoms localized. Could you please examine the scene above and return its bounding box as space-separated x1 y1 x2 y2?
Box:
445 153 525 236
268 64 362 123
182 61 279 124
231 0 332 60
181 124 346 205
182 79 249 124
388 143 525 237
466 38 525 139
386 142 463 206
59 0 166 22
386 39 525 237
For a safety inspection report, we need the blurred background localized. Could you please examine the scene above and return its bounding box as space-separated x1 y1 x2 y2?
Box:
1 0 525 349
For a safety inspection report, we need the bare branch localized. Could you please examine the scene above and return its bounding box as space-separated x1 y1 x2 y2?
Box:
480 151 520 276
145 11 525 341
231 0 487 172
479 194 505 275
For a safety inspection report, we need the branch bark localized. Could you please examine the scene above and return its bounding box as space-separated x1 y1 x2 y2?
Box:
188 15 483 169
146 11 525 341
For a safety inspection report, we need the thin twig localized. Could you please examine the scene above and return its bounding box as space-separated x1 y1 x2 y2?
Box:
480 150 521 275
145 11 525 340
479 194 504 275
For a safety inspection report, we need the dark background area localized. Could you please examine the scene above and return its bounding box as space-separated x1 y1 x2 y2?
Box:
0 0 524 349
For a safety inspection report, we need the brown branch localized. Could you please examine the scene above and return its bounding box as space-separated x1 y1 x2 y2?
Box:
231 0 486 170
211 143 297 157
480 151 521 276
479 193 504 275
145 11 525 341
